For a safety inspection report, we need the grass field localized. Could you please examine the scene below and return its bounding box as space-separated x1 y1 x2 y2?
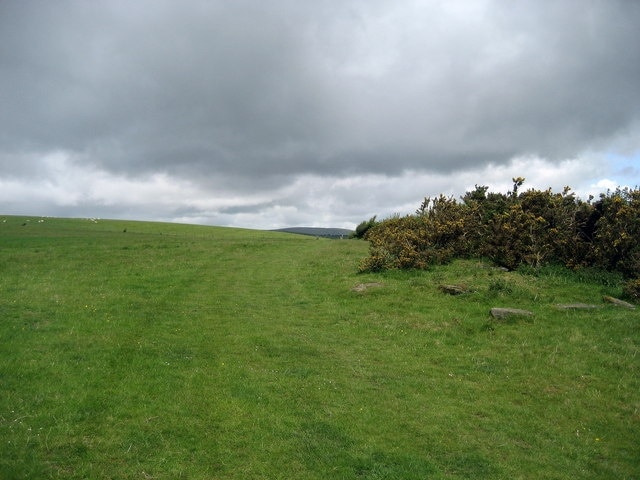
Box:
1 215 638 479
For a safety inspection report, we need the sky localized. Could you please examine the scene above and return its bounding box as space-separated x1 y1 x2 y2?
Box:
1 0 639 230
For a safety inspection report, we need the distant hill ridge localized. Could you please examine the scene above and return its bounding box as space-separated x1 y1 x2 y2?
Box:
272 227 353 238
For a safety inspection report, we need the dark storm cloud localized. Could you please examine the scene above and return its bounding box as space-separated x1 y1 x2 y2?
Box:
1 0 640 190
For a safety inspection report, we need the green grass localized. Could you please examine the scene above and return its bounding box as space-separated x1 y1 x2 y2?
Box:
1 215 638 479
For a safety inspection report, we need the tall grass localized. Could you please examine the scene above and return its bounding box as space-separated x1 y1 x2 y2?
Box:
1 216 638 479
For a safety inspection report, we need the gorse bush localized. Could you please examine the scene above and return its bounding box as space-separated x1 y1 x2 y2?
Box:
352 215 379 239
359 196 466 272
623 278 640 301
359 179 640 280
589 187 640 277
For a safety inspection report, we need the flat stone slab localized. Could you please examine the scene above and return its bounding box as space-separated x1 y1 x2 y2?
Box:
556 303 601 310
490 307 534 319
603 296 636 309
438 284 470 295
351 282 383 292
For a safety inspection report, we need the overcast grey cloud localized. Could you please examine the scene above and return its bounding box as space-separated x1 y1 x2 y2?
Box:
1 0 639 228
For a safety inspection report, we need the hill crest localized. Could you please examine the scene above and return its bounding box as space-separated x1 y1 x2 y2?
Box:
272 227 353 238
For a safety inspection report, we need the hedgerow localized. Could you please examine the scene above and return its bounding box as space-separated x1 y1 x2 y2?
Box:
359 179 640 282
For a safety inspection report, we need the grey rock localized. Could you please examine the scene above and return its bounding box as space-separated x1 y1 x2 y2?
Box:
602 296 636 309
351 282 383 292
438 284 470 295
490 307 534 319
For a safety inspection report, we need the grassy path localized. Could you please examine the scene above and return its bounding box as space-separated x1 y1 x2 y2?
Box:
1 216 639 478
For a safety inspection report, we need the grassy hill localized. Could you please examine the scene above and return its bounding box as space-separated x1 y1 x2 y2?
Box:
272 227 354 239
1 215 638 479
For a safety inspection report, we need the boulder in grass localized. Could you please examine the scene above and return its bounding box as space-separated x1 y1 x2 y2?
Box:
602 296 636 309
351 282 383 292
438 284 470 295
490 307 534 320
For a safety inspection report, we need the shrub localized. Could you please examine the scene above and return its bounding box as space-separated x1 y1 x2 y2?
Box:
352 216 379 239
359 196 469 272
589 188 640 278
359 180 640 278
622 278 640 302
483 204 550 270
358 215 452 272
